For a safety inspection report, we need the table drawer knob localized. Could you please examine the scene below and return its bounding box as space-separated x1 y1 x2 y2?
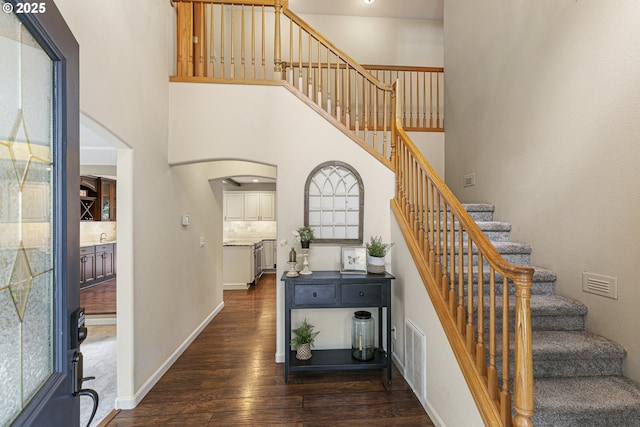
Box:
359 291 364 296
313 292 317 297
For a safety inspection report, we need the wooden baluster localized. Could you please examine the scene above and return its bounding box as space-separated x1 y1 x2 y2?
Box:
457 222 465 334
436 72 441 128
383 90 388 159
261 5 265 79
412 159 419 238
363 78 369 141
417 169 425 252
208 4 215 77
220 4 225 78
176 2 193 77
287 18 292 84
230 6 235 78
428 181 435 271
251 5 256 80
466 237 475 355
373 82 378 153
240 5 245 79
501 276 513 427
513 275 534 427
326 50 332 115
193 2 206 77
345 68 351 129
409 71 414 128
390 81 397 171
422 71 427 129
336 57 341 121
355 73 360 134
442 201 449 301
430 72 434 129
297 26 302 91
476 253 486 377
317 40 322 107
449 210 457 314
487 268 498 401
307 35 312 99
274 0 282 76
403 71 408 127
434 192 442 290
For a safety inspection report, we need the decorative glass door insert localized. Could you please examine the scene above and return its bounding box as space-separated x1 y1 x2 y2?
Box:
0 5 55 425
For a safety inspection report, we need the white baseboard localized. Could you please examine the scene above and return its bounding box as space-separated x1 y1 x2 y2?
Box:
115 301 224 410
86 314 117 326
391 351 404 374
223 282 250 290
275 351 284 363
423 398 447 427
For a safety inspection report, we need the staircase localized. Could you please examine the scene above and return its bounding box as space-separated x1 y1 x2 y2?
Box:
465 203 640 427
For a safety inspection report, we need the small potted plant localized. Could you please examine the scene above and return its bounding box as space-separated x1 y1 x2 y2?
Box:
296 226 315 249
290 319 319 360
365 236 394 274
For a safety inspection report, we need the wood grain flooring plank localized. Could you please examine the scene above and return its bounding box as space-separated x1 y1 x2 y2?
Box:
105 274 433 426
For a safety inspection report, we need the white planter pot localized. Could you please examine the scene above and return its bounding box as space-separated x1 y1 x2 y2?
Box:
366 255 385 274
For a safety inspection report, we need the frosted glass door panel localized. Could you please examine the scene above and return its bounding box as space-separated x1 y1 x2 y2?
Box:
0 6 55 425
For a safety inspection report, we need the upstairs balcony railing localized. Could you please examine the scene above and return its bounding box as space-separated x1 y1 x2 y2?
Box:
172 0 443 167
172 2 533 425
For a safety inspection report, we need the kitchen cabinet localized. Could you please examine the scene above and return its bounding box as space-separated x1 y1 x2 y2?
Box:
99 178 116 221
80 246 97 287
224 193 245 221
80 175 116 221
262 239 276 270
224 191 276 221
223 245 253 290
80 243 116 289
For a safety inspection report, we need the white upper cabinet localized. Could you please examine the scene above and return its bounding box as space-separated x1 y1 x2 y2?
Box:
224 191 275 221
224 193 245 221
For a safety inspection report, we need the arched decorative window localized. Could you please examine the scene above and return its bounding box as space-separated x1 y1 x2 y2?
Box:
304 161 364 244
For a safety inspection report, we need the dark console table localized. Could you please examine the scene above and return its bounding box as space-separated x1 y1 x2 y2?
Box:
282 270 395 384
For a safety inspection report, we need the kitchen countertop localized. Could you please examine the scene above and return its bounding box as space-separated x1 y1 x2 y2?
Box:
81 240 117 248
223 238 275 246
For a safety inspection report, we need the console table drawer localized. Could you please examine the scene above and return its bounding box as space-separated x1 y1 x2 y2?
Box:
294 284 337 306
342 284 383 305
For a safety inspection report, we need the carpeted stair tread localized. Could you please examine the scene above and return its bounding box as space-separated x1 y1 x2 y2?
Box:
530 330 626 361
462 203 495 212
504 294 587 317
533 376 640 426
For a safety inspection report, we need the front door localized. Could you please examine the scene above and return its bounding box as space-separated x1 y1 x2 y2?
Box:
0 1 80 426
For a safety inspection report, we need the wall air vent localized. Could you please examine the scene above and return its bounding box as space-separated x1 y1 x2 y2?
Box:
582 272 618 300
404 319 426 402
463 173 475 187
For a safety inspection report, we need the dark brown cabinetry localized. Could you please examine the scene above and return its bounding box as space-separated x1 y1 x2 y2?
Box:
80 243 116 289
80 175 116 221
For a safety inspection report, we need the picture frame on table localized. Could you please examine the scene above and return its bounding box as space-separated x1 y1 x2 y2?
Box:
340 246 367 274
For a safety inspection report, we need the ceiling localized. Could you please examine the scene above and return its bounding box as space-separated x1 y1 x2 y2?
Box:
287 0 443 21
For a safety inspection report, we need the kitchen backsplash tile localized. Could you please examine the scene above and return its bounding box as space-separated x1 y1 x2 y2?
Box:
224 221 276 239
80 221 117 245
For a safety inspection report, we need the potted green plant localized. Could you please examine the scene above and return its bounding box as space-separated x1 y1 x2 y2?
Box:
296 226 315 248
365 236 394 274
290 319 319 360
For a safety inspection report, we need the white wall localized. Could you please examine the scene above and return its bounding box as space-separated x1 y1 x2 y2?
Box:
169 83 395 358
298 14 443 67
54 0 225 406
444 0 640 381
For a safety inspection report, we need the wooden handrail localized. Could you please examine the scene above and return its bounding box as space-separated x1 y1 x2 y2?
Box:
391 79 534 426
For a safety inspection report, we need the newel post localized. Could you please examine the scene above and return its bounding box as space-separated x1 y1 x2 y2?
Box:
513 275 534 427
274 0 283 78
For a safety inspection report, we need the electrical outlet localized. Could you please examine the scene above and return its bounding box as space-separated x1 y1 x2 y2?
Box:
391 325 397 341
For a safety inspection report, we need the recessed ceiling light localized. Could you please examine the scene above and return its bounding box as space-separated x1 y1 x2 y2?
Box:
364 0 375 3
252 179 259 183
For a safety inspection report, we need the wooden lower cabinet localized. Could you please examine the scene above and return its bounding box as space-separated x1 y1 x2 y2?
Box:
80 243 116 289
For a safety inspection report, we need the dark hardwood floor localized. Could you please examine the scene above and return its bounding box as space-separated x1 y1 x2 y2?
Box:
102 273 434 426
81 279 117 315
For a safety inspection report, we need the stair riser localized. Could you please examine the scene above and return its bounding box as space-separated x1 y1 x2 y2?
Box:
455 253 531 268
482 315 585 333
495 356 624 380
431 229 512 243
